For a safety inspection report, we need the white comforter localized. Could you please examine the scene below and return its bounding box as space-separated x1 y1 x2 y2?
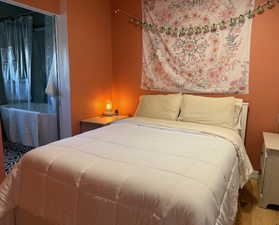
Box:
0 117 253 225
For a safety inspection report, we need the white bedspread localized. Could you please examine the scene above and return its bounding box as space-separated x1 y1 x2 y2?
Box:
0 117 253 225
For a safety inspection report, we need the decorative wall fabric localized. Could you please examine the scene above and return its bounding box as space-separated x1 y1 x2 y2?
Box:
142 0 255 93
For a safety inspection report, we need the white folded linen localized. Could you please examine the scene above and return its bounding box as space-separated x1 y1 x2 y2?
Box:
0 106 58 147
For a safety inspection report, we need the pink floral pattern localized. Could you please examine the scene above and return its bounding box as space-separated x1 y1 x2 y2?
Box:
142 0 255 93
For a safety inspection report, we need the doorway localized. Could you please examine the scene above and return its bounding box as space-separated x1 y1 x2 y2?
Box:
0 0 71 173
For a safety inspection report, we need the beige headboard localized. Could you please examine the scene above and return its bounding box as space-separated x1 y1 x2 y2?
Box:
240 103 249 143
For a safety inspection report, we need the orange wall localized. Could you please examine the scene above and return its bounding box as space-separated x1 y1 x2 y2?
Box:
12 0 60 14
111 0 279 169
67 0 113 134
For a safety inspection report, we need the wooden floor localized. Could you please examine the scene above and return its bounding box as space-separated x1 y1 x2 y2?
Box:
236 179 279 225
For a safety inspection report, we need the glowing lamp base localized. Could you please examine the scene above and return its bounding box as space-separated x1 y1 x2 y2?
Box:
103 111 114 116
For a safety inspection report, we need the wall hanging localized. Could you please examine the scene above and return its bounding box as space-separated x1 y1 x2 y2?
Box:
115 0 277 93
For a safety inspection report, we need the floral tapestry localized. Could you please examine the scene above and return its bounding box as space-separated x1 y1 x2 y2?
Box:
142 0 255 93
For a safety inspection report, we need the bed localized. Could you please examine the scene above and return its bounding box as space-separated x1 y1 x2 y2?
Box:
0 97 253 225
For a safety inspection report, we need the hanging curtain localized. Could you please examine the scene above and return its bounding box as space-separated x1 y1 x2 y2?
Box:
44 16 58 112
0 55 7 105
0 16 33 104
45 16 58 97
31 28 47 103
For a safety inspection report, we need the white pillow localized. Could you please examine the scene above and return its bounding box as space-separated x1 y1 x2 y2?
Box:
179 95 236 129
135 94 182 121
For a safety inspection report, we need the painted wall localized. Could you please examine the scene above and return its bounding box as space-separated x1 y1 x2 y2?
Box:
111 0 279 169
11 0 60 14
67 0 113 134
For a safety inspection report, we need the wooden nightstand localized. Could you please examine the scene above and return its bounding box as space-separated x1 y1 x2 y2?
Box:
80 115 129 133
259 132 279 208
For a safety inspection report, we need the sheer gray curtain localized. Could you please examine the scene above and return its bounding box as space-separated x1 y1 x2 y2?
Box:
0 55 7 105
45 16 58 112
31 28 47 103
0 16 33 104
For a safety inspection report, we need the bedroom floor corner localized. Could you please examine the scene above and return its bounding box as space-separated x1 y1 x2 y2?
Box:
236 179 279 225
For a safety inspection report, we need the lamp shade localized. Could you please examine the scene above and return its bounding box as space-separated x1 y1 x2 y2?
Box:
106 101 112 111
104 100 114 116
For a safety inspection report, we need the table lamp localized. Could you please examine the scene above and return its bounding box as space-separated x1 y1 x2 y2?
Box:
103 100 114 116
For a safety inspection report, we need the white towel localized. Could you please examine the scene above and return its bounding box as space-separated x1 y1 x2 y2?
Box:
9 108 39 147
0 107 59 147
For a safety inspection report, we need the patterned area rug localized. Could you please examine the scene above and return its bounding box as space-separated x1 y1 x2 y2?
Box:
4 142 33 174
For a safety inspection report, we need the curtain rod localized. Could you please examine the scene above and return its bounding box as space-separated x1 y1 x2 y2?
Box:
114 0 204 18
114 9 141 20
114 0 273 22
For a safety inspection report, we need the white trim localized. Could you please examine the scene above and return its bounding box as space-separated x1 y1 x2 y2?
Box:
55 12 72 138
0 0 56 16
241 103 249 144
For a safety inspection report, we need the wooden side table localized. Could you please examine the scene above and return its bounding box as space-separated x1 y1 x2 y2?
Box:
80 115 129 133
259 132 279 208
